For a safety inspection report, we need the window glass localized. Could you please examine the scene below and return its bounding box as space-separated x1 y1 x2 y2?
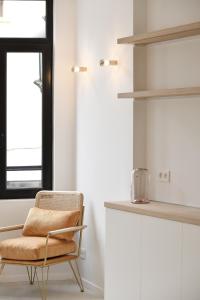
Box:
0 0 46 38
6 52 42 189
7 170 42 189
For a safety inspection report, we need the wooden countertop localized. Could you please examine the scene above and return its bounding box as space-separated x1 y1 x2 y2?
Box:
104 201 200 226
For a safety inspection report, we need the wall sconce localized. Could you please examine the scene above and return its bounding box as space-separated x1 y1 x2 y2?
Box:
99 59 118 66
71 66 87 72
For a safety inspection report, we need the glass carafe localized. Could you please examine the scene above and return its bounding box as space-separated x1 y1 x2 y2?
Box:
131 168 150 204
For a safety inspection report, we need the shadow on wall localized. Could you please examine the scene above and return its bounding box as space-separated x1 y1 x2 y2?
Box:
80 201 104 288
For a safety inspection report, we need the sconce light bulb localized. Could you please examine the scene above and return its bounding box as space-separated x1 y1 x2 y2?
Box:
99 59 118 66
71 66 87 73
74 66 80 72
104 60 110 66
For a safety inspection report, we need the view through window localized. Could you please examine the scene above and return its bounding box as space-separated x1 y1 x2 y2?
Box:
0 0 46 37
7 52 43 189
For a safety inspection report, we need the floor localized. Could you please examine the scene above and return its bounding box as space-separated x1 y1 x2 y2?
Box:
0 280 103 300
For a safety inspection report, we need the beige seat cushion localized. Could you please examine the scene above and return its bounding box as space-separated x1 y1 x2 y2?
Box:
23 207 80 240
0 236 76 261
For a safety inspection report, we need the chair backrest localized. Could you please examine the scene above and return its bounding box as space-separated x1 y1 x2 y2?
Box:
35 191 85 257
35 191 84 226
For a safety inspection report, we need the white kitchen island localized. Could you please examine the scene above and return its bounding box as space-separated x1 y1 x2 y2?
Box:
104 201 200 300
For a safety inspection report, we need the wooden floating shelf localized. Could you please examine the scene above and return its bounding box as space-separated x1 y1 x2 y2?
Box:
117 21 200 45
104 201 200 226
118 87 200 99
118 92 134 99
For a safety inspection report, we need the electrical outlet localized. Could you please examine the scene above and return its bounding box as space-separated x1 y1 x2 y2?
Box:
158 170 171 183
80 248 86 260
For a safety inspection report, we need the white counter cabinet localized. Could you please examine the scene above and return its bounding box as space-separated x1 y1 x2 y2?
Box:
105 209 141 300
105 201 200 300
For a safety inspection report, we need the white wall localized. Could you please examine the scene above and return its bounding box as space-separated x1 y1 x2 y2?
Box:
75 0 133 291
144 0 200 207
0 0 76 279
54 0 76 190
75 0 200 292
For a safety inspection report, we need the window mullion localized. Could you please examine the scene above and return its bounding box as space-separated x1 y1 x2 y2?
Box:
0 50 6 193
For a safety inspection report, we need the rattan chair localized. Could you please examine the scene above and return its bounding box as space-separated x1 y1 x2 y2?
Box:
0 191 86 300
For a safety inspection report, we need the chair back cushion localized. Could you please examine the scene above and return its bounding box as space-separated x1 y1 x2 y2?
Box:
23 207 80 240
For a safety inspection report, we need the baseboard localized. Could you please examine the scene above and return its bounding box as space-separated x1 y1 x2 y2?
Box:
1 272 104 297
82 277 104 297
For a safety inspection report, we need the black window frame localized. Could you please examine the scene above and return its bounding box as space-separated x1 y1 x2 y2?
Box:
0 0 53 199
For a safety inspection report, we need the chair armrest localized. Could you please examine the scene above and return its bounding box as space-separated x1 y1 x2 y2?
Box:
48 225 87 237
43 225 87 265
0 224 24 233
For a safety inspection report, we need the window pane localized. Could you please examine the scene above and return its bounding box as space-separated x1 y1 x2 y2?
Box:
7 170 42 189
6 52 42 189
0 1 46 38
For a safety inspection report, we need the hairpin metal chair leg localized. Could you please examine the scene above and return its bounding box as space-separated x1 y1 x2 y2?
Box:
35 266 50 300
26 266 31 283
74 260 84 292
32 267 37 284
26 266 37 285
68 260 84 292
0 263 5 276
